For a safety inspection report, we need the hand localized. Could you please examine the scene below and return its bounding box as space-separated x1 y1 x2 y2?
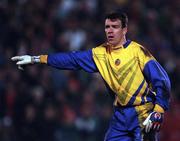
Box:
11 55 40 70
143 111 163 133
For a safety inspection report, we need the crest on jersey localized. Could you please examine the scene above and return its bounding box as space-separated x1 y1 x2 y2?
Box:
115 59 121 66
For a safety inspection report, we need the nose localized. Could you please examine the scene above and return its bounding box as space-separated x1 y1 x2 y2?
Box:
107 27 113 34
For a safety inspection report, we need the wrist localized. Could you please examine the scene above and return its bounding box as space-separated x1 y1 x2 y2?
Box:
31 56 40 64
40 55 48 64
153 104 164 113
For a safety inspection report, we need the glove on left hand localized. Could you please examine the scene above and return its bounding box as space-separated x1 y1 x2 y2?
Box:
143 111 163 133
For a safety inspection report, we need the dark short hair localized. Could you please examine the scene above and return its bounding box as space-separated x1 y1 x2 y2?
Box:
105 11 128 28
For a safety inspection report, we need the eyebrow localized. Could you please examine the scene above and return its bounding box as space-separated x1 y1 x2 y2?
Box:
105 24 121 28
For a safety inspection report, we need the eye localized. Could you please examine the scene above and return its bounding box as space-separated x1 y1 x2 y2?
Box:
112 25 120 28
105 25 110 29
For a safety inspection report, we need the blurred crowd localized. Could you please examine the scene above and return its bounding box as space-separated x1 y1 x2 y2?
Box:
0 0 179 141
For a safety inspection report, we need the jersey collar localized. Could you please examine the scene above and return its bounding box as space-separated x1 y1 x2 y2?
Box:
123 39 131 48
112 39 131 50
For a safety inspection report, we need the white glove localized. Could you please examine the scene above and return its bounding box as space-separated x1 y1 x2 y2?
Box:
11 55 40 70
143 111 163 133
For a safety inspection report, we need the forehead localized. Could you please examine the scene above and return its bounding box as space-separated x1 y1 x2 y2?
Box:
105 19 122 25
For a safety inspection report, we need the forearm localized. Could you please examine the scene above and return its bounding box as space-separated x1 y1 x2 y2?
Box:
154 87 170 113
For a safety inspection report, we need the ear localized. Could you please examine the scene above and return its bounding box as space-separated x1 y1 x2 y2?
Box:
123 27 127 35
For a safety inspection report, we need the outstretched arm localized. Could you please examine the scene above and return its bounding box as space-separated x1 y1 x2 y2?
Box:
11 49 98 73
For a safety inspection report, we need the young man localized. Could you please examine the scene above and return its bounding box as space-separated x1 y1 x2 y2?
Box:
11 11 171 141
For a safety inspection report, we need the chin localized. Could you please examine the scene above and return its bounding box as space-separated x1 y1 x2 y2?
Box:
109 42 116 46
108 41 114 45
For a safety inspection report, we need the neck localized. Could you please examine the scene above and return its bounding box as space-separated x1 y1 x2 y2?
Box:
113 36 127 47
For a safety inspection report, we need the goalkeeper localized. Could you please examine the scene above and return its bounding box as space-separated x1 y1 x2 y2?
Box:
11 11 171 141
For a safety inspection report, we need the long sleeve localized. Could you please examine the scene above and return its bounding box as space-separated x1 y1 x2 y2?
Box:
143 60 171 112
46 49 98 73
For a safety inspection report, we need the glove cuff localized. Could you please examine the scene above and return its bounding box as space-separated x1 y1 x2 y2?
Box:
31 56 40 64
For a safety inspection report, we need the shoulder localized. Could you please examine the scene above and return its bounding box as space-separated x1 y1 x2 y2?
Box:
129 41 143 49
92 44 106 54
130 41 152 57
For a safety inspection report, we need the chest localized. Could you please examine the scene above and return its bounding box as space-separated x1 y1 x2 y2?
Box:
106 48 139 73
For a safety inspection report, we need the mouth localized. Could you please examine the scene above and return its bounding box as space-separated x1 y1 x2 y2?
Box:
108 35 114 41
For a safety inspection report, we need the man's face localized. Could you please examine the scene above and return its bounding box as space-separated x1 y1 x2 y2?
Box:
105 19 127 46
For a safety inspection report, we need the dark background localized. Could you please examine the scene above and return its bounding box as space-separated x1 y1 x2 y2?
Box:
0 0 179 141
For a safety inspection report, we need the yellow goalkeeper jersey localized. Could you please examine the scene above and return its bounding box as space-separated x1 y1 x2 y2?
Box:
92 41 155 106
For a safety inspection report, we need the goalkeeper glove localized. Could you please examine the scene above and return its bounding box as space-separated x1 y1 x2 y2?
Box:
11 55 40 70
143 111 163 133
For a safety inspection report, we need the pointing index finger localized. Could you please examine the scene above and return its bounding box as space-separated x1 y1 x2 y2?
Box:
11 56 20 61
